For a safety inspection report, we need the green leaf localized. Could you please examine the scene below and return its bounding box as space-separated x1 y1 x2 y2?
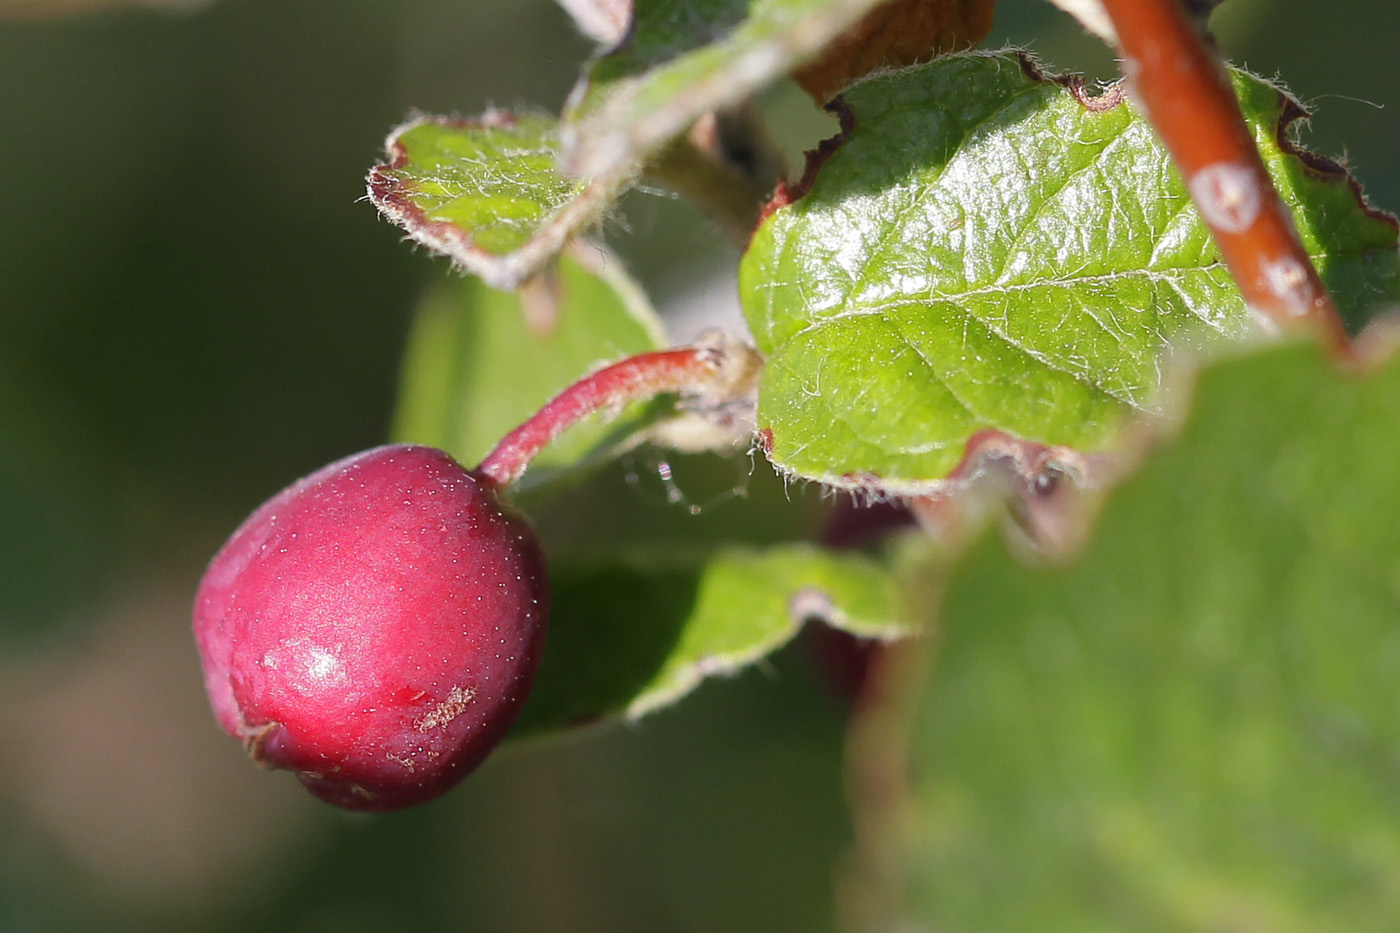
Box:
392 243 666 486
511 540 926 737
368 113 630 290
740 52 1400 491
504 448 933 738
561 0 890 179
861 343 1400 930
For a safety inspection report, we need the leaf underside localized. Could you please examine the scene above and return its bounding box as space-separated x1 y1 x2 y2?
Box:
371 1 1007 283
741 52 1400 492
561 0 894 179
864 343 1400 930
368 113 627 290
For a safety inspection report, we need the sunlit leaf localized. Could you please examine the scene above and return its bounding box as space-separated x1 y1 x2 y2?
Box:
369 113 630 290
741 53 1400 492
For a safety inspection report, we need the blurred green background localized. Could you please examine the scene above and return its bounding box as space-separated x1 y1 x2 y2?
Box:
1 0 1395 930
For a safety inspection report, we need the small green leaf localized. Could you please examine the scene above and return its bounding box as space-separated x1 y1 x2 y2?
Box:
511 541 925 737
627 543 918 718
561 0 891 179
392 243 665 486
861 343 1400 930
741 53 1400 491
368 113 630 290
504 449 931 737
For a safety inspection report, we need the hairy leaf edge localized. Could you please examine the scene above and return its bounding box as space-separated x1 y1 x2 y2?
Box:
368 111 636 291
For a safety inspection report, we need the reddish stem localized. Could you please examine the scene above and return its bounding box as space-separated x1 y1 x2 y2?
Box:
474 347 724 490
1099 0 1353 357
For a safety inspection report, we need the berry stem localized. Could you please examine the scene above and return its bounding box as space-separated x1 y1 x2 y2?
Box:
1098 0 1353 357
474 343 732 491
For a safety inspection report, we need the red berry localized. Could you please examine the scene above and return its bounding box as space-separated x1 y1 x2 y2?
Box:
193 444 547 811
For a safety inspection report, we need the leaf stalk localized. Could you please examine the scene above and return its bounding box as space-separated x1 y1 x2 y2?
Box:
475 334 761 490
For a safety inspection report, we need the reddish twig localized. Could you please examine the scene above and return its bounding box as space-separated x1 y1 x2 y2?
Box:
1099 0 1353 357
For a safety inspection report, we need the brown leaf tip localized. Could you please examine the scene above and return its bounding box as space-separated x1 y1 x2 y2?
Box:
1067 77 1128 112
1009 52 1128 113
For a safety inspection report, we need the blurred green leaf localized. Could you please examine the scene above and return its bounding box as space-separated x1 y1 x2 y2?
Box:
741 53 1400 491
369 113 630 290
561 0 890 179
865 343 1400 930
392 243 665 486
512 538 927 737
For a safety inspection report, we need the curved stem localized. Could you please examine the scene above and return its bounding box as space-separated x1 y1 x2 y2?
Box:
1098 0 1353 357
474 346 726 491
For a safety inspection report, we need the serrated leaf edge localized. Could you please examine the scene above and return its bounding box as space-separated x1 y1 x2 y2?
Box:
1266 90 1399 233
758 422 1108 503
747 51 1400 497
752 51 1128 236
